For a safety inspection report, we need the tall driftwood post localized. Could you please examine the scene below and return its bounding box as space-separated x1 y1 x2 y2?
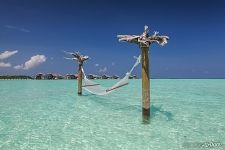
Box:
78 63 83 95
117 25 169 123
64 51 89 96
141 46 150 122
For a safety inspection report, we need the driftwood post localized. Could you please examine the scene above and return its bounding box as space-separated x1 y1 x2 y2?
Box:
78 63 83 95
141 46 150 122
117 25 169 123
64 51 89 96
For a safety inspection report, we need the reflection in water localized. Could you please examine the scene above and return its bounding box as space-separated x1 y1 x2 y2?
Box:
87 94 173 121
151 105 173 121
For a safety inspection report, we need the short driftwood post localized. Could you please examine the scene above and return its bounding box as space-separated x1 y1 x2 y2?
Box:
117 25 169 123
64 51 89 96
141 46 150 122
78 63 83 95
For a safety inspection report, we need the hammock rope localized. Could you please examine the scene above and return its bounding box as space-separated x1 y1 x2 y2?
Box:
81 55 141 95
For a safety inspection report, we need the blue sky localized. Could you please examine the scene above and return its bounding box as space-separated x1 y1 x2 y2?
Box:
0 0 225 78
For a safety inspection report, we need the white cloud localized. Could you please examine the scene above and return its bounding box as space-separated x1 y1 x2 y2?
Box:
99 66 107 73
95 63 99 67
14 64 23 69
5 25 16 29
203 70 209 74
14 55 47 70
0 62 11 67
20 28 30 33
4 25 30 33
0 50 18 60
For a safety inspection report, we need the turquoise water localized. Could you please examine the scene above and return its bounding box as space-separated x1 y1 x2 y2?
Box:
0 79 225 149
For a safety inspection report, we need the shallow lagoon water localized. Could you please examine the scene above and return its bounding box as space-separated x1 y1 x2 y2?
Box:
0 79 225 149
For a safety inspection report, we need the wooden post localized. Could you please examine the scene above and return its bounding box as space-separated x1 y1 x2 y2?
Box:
117 25 169 123
78 63 83 95
141 46 150 123
64 51 88 96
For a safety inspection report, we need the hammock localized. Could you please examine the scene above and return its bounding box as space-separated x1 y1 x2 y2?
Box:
81 55 141 95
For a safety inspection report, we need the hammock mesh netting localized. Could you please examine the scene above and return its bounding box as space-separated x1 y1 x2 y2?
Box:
81 55 141 95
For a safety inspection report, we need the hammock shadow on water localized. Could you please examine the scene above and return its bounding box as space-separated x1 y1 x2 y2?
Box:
151 105 173 121
114 104 173 121
87 95 173 121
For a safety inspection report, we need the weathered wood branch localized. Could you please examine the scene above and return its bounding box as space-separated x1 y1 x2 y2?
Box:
64 51 89 96
117 25 169 47
64 51 89 64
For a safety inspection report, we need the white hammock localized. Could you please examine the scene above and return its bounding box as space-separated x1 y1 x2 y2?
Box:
81 55 141 95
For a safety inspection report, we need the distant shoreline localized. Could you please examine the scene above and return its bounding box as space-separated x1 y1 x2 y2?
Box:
0 74 138 80
0 78 224 80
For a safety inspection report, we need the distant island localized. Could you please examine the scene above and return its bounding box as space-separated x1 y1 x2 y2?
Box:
0 73 138 80
0 75 33 80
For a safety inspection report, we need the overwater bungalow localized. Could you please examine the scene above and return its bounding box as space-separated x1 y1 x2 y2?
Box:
87 74 101 79
129 75 138 79
44 73 54 80
112 75 119 79
54 74 64 80
65 74 77 79
101 74 111 79
87 74 95 79
35 73 44 80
